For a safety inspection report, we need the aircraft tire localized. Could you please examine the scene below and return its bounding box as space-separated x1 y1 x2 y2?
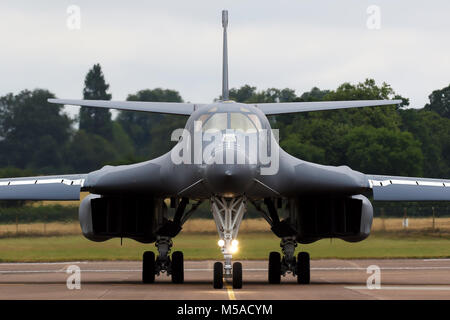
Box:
297 252 310 284
232 262 243 289
213 262 224 289
171 251 184 284
268 251 281 284
142 251 156 283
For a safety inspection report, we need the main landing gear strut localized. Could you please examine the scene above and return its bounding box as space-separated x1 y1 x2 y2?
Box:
142 198 202 284
252 198 311 285
142 236 184 284
211 196 246 289
268 237 310 284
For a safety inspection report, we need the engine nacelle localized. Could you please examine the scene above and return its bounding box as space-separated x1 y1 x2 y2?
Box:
79 194 107 242
79 194 166 243
288 194 373 244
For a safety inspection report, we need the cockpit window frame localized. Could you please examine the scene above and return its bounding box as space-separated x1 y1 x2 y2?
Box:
197 111 264 133
188 105 269 133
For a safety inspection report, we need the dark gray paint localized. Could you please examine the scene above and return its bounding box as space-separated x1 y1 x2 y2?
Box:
0 10 448 204
1 101 448 202
0 184 82 200
222 10 229 101
0 174 86 200
255 99 402 115
367 174 450 201
48 99 196 115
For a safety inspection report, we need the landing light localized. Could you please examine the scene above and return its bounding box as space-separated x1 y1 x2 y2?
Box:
230 239 239 253
218 239 225 247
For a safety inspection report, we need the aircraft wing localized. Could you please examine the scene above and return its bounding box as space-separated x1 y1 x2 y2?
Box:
367 174 450 201
254 100 402 115
48 99 198 116
0 174 86 200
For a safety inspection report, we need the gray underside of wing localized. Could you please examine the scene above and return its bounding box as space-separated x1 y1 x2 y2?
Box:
255 100 402 115
0 174 86 200
48 99 197 116
367 174 450 201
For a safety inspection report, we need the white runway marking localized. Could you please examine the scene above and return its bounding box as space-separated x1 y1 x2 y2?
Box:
0 270 140 274
0 262 87 266
1 266 450 274
423 259 450 261
313 267 450 270
346 286 450 291
185 267 450 271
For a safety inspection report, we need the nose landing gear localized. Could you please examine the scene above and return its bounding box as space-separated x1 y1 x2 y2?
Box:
211 196 246 289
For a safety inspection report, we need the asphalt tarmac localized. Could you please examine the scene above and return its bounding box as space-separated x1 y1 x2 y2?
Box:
0 259 449 300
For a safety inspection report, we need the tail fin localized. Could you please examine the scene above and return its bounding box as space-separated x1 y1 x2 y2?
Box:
222 10 229 101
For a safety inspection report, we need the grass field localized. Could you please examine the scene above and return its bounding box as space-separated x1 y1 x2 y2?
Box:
0 218 449 262
0 231 449 262
1 217 450 237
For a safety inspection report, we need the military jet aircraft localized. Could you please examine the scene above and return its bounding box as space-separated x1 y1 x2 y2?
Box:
1 10 449 289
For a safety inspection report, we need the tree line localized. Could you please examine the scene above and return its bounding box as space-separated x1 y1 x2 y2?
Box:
0 64 449 181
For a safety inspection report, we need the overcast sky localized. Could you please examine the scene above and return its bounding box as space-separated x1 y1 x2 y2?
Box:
0 1 449 117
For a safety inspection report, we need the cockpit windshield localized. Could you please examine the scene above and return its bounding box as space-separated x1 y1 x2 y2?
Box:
202 113 227 132
196 112 263 132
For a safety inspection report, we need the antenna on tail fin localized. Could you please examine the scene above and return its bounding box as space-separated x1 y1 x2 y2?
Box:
222 10 229 101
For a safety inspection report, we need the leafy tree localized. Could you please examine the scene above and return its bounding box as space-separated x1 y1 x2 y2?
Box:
279 79 410 166
0 89 73 172
66 130 118 172
0 167 34 178
280 135 326 164
318 79 406 130
111 122 135 159
79 64 113 138
2 79 449 183
400 109 450 178
342 126 423 176
227 85 300 127
424 84 450 118
276 87 331 127
117 88 185 158
299 87 331 102
227 86 298 103
228 85 257 102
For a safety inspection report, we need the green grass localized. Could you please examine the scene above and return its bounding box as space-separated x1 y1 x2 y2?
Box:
0 232 449 262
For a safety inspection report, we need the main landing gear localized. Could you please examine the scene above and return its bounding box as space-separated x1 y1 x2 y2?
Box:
251 198 311 284
268 237 310 284
142 198 203 284
211 196 246 289
142 236 184 284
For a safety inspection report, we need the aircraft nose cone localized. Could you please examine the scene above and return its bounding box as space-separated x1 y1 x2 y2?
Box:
204 150 256 197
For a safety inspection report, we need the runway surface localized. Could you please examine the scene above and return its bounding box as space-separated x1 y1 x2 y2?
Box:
0 259 450 300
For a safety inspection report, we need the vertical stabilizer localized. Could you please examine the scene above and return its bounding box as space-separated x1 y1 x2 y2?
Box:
222 10 229 101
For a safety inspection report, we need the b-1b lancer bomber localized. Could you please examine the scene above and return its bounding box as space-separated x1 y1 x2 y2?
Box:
1 10 449 289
